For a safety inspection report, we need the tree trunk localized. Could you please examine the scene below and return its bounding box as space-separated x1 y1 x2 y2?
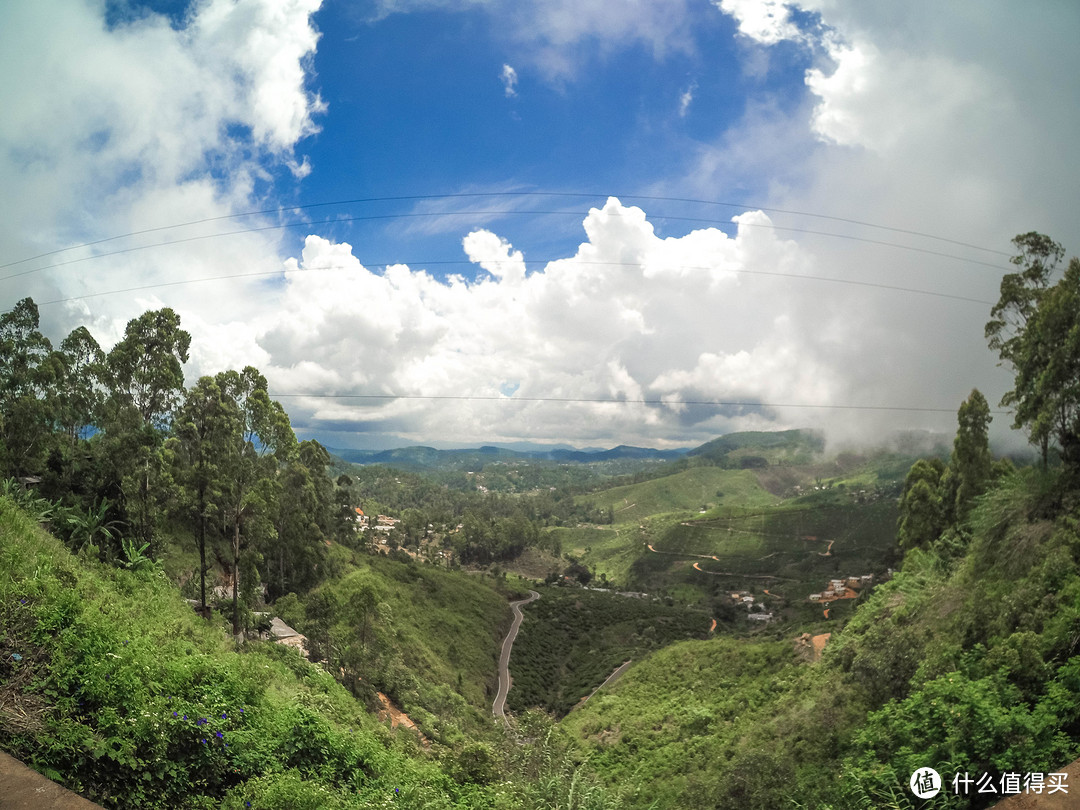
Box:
232 513 241 640
198 491 207 615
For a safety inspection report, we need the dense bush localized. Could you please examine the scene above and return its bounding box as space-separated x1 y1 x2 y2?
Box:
507 587 709 716
0 497 628 809
566 467 1080 809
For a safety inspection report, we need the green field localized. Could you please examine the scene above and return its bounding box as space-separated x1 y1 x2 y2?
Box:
579 466 780 526
550 455 910 624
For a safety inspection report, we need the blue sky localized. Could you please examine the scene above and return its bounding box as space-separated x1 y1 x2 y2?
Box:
265 0 809 266
2 0 1079 451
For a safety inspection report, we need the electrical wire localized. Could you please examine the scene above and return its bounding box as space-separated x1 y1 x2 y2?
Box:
23 256 997 310
0 209 1010 286
0 190 1011 274
266 391 1009 415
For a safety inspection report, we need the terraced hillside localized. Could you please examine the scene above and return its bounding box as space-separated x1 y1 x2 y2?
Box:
561 466 1080 809
556 446 913 613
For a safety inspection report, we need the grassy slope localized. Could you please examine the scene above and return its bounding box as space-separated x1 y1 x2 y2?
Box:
552 468 779 590
557 456 903 611
560 637 801 807
284 554 513 735
0 497 469 809
563 468 1080 809
580 467 779 526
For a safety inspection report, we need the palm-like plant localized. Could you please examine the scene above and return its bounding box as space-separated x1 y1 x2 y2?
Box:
1 477 59 525
120 535 157 573
64 498 124 552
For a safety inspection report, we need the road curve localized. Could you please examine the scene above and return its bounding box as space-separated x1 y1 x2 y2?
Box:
493 590 539 718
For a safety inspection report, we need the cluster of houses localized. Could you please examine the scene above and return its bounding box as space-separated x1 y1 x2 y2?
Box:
344 506 456 564
349 507 401 535
808 574 874 603
790 483 890 503
727 590 774 622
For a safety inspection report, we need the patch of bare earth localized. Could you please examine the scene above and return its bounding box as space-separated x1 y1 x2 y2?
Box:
794 633 831 663
500 546 564 579
376 692 431 749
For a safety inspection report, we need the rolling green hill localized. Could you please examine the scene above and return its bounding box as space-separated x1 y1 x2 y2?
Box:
0 497 621 810
562 466 1080 809
553 448 911 610
686 428 825 466
579 466 780 526
272 553 517 741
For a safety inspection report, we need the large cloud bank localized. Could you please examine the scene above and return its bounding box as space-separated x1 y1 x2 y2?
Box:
258 199 847 447
0 0 324 347
3 0 1077 451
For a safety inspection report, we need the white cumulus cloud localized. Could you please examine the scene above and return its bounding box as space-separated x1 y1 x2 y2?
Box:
715 0 804 45
0 0 325 373
249 198 851 447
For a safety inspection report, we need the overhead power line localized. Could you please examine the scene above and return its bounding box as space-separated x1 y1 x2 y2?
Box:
22 256 997 310
267 391 1010 415
0 209 1010 287
0 190 1011 275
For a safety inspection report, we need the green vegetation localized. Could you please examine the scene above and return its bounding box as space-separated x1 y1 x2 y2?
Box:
0 497 622 809
564 464 1080 809
986 232 1080 468
273 554 515 740
507 587 710 717
580 466 779 527
561 637 801 806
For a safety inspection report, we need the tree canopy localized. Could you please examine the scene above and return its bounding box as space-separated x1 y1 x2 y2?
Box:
986 233 1080 468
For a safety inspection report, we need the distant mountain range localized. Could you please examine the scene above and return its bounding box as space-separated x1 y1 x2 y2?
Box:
325 426 977 473
325 443 691 470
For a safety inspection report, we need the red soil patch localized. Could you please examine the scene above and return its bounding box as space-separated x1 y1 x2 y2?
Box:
376 692 431 749
811 633 830 661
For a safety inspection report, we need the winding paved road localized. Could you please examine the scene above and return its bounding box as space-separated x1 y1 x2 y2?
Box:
492 590 539 718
